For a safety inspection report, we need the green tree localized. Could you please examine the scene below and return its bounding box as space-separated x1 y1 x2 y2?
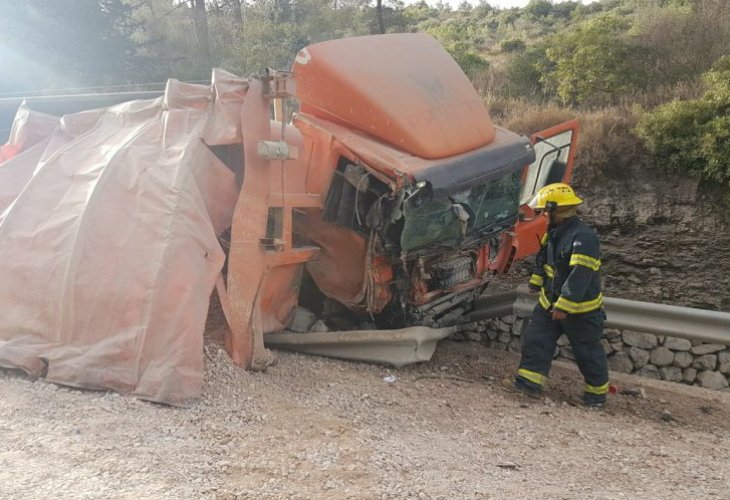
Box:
541 13 649 105
505 45 549 99
636 56 730 187
523 0 552 19
131 0 209 82
425 20 488 79
0 0 144 92
550 1 579 20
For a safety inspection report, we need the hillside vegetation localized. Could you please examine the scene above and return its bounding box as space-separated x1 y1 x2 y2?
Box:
0 0 728 191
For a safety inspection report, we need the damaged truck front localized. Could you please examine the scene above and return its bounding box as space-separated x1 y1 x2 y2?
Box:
231 33 579 365
0 33 579 393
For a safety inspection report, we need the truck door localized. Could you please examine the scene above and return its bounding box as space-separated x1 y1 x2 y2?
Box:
491 119 579 272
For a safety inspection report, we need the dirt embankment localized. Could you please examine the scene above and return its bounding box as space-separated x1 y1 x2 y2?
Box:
575 159 730 311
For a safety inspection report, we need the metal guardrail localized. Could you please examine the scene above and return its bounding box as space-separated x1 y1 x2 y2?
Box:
265 326 457 367
469 290 517 321
474 285 730 346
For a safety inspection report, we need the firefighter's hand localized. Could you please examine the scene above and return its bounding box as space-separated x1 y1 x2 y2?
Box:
528 284 540 293
552 309 567 321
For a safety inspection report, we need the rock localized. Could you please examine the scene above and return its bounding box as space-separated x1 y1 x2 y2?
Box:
719 361 730 375
690 344 725 355
601 338 613 354
660 409 676 422
553 345 560 358
719 351 730 375
509 339 521 352
622 331 658 349
663 337 691 351
496 321 511 333
448 331 465 341
608 351 633 373
557 335 570 347
604 328 622 340
636 364 661 380
559 347 575 360
512 320 523 336
502 314 516 325
659 366 682 382
610 341 624 353
683 367 698 383
498 331 511 344
486 329 498 341
465 331 482 342
650 347 674 367
672 351 693 369
696 371 729 390
289 306 316 333
627 347 650 369
693 354 717 371
310 320 329 333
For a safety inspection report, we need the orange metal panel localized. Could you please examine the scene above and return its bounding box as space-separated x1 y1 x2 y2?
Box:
530 119 580 185
293 33 496 160
225 80 270 368
268 193 323 208
295 114 523 187
298 210 369 306
490 119 580 273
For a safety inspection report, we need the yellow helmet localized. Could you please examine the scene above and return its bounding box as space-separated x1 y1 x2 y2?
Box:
531 183 583 210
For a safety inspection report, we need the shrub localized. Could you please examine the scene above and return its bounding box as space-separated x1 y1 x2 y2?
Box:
635 56 730 187
541 13 651 105
447 42 489 78
499 38 526 53
574 107 648 185
503 46 549 100
487 98 649 187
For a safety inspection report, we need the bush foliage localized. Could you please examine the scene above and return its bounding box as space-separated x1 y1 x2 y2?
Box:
636 57 730 187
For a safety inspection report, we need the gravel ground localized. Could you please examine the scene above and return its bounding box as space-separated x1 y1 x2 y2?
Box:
2 318 730 499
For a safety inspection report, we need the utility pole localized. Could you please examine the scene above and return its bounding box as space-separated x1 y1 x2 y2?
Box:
376 0 385 34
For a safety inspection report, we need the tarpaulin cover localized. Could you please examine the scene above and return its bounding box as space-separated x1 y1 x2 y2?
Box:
0 69 246 405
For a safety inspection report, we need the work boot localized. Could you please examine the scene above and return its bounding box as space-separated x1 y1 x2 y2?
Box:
502 377 542 399
581 392 606 409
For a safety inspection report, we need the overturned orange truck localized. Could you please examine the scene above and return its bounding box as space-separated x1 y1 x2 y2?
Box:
229 33 578 366
0 33 578 404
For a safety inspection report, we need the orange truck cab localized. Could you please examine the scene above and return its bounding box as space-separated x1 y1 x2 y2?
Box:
272 33 579 330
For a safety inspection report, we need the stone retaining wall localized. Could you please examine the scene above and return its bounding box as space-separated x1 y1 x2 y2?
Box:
455 315 730 391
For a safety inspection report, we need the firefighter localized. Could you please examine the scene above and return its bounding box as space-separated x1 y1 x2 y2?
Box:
511 183 609 407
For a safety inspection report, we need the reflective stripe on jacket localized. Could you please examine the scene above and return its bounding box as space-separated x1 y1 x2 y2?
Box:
529 217 603 314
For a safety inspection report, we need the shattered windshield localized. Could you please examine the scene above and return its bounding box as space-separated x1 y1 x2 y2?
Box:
400 170 521 252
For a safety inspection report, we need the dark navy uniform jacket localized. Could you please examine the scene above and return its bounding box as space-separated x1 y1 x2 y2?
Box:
529 216 603 314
